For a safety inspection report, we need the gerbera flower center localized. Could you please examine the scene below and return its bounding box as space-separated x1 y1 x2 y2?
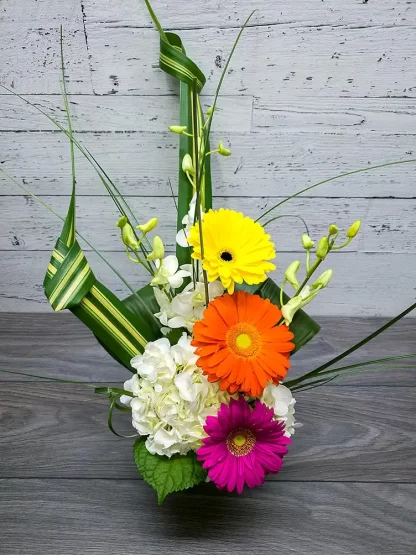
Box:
226 428 256 456
220 250 233 262
236 333 251 349
226 322 262 358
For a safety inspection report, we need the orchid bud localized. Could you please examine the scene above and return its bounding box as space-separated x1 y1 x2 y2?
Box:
121 223 140 251
116 216 139 250
281 296 303 326
206 106 215 116
182 153 195 176
218 141 231 156
346 220 361 238
316 236 329 260
284 260 301 289
328 224 339 236
312 269 333 289
301 233 314 250
169 125 187 134
116 215 128 229
137 217 158 233
147 236 165 261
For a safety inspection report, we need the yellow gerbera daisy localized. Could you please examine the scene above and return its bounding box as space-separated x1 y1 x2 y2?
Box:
187 208 276 294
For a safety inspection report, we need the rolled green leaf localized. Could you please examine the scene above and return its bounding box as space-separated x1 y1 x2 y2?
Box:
145 1 212 265
43 195 160 370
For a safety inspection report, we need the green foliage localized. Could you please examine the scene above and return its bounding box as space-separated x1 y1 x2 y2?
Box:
123 284 161 336
145 1 211 266
238 278 320 354
133 439 206 504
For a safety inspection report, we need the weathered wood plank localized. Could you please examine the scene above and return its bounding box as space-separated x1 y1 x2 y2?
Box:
83 0 416 29
1 251 415 318
1 129 415 198
1 479 415 554
0 384 414 481
0 95 253 132
2 195 416 253
0 313 414 384
0 195 365 251
253 98 416 134
0 0 92 95
86 24 416 97
2 1 414 97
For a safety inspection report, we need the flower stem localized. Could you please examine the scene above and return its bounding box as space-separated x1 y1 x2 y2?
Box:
295 258 322 296
191 81 209 306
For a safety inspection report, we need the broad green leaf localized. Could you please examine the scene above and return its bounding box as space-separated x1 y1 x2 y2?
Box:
133 439 206 504
123 284 161 336
93 284 164 370
238 278 320 354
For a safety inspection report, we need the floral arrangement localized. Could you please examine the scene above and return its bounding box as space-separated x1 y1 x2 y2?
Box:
1 1 415 504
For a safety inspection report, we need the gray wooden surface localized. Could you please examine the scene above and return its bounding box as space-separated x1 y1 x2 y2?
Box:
0 314 415 554
1 0 416 316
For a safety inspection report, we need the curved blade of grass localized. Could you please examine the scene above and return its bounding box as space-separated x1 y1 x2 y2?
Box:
0 368 134 397
107 394 139 438
284 302 416 389
290 365 416 392
200 10 256 181
289 375 339 392
143 0 168 42
317 353 416 377
262 214 310 235
256 159 416 223
0 83 153 260
0 169 143 300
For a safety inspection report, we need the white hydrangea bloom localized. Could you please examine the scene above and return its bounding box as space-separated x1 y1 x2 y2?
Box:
122 334 231 457
150 255 191 289
261 383 301 437
154 280 224 333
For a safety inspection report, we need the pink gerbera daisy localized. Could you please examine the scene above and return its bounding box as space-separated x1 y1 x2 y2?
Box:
196 396 291 494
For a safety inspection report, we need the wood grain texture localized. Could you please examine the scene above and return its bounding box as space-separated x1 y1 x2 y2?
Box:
0 383 415 482
0 95 253 132
2 129 415 198
3 195 416 252
0 314 415 385
85 24 416 97
252 98 416 134
2 251 416 317
83 0 416 29
0 0 92 95
1 0 416 316
1 479 415 555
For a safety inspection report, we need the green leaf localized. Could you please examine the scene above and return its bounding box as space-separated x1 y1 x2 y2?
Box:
90 284 162 370
144 0 212 266
123 284 161 335
133 439 206 504
237 278 320 354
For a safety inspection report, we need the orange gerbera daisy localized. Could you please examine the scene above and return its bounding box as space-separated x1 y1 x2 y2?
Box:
191 291 295 397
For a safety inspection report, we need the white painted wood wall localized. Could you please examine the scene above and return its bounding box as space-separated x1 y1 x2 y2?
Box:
0 0 415 316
